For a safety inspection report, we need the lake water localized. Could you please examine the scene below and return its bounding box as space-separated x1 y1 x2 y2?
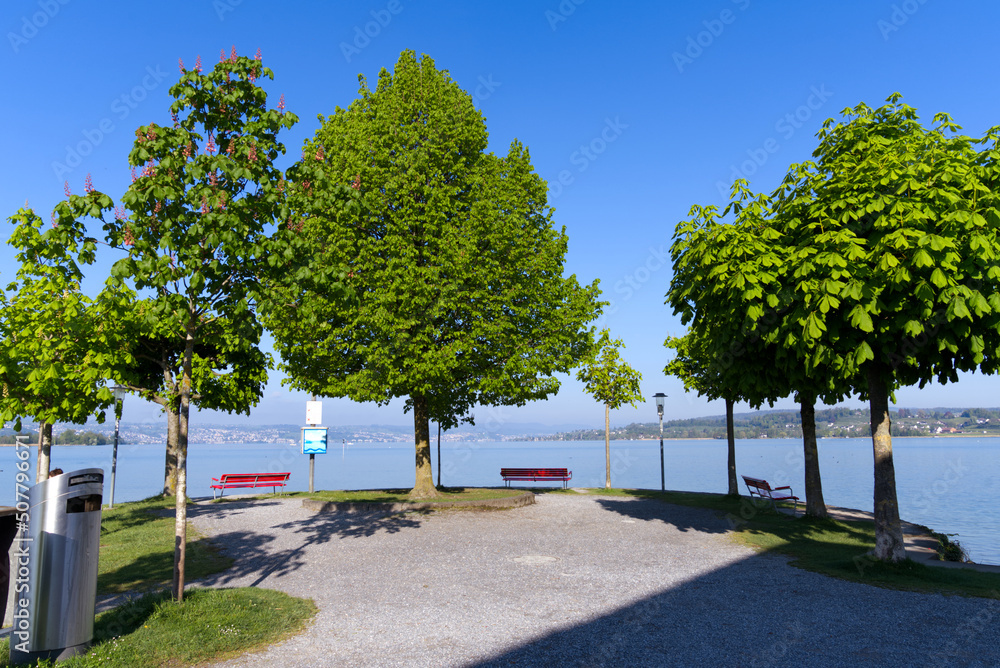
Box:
3 436 997 565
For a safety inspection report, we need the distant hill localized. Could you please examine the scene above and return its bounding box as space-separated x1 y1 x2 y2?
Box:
535 407 1000 441
0 420 590 445
4 408 997 444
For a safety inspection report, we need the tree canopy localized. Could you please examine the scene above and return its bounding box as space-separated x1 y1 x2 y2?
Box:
762 95 1000 559
672 96 1000 557
667 184 849 511
0 207 124 481
61 48 295 599
264 50 602 497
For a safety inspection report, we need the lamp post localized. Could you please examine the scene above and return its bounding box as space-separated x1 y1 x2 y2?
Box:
110 385 127 508
653 392 666 491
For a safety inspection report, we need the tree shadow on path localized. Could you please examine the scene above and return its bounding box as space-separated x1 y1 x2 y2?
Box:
593 495 732 535
198 506 426 588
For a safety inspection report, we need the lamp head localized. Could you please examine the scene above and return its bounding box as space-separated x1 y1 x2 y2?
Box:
653 392 666 418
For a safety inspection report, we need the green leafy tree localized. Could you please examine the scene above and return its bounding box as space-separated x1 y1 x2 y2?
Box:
576 330 643 488
264 51 602 498
765 95 1000 559
112 300 269 496
0 207 123 481
71 49 294 600
666 191 792 499
667 185 848 514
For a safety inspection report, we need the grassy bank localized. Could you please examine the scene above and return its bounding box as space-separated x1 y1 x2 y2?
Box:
0 588 316 667
0 496 317 666
98 496 232 594
590 488 1000 599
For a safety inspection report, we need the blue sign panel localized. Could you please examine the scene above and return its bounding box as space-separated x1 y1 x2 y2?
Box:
302 427 328 455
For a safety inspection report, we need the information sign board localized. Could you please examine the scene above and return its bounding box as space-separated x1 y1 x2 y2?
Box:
302 427 328 455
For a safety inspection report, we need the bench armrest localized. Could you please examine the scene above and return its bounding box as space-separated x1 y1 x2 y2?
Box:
773 485 793 492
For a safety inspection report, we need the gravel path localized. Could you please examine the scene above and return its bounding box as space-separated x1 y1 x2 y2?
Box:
189 494 999 667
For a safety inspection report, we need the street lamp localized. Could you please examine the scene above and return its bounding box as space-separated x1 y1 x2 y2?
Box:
653 393 666 491
110 385 127 508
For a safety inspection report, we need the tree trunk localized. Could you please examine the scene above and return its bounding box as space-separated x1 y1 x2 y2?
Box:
173 337 194 602
604 403 611 489
726 398 737 496
410 394 439 499
436 422 441 488
800 397 827 518
36 422 52 483
867 363 906 562
163 403 179 496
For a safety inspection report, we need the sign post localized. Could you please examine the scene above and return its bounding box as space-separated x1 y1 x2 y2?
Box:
304 400 325 493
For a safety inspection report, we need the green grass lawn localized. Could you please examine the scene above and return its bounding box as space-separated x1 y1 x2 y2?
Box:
0 588 316 668
588 488 1000 599
0 496 317 667
98 496 233 594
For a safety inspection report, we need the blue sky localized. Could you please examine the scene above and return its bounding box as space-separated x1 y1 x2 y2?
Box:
4 0 1000 429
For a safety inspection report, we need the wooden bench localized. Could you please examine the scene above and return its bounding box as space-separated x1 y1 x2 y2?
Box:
500 468 572 489
211 472 291 499
742 475 799 512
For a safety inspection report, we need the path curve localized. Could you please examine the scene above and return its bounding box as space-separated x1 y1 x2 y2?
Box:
187 494 999 667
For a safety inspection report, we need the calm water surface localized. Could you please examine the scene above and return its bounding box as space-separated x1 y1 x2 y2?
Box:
3 436 997 564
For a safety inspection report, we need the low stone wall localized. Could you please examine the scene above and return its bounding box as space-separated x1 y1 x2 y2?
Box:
302 491 535 514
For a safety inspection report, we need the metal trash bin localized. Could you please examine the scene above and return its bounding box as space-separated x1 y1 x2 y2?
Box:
9 469 103 665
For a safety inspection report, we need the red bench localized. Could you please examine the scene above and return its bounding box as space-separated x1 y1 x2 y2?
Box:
742 475 799 512
501 468 572 489
211 472 291 499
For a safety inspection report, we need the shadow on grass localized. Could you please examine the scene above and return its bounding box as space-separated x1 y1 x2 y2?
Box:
98 536 231 595
608 489 1000 598
91 590 169 643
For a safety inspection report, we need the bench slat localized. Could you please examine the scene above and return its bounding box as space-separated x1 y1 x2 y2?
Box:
741 475 799 512
211 472 291 499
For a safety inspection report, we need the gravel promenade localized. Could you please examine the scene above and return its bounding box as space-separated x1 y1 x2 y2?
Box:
189 494 1000 668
